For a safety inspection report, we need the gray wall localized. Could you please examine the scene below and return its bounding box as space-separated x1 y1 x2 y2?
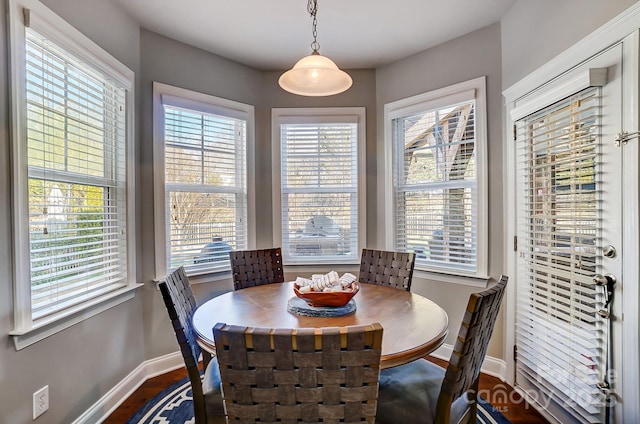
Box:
2 0 636 421
137 31 377 357
501 0 637 89
0 1 147 423
375 23 506 358
137 29 267 358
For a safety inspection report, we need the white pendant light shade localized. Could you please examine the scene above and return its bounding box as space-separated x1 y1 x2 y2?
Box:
279 53 353 96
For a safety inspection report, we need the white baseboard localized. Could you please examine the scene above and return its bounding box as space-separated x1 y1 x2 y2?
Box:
431 343 507 382
72 351 184 424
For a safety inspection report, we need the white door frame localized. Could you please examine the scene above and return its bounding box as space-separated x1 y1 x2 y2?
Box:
503 5 640 423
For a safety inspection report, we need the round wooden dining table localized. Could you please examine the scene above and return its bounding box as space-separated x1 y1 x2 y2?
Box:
192 281 449 369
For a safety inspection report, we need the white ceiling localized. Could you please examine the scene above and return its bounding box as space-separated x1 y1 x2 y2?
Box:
111 0 517 70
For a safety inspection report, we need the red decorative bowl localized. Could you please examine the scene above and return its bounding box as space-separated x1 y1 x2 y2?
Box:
293 282 360 307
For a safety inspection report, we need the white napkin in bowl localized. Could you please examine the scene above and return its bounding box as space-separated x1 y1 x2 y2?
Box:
296 271 357 292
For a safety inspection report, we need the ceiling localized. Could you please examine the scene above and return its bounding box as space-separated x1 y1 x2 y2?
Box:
111 0 517 70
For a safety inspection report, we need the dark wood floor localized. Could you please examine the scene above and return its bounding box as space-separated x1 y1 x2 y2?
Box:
427 357 548 423
104 356 549 423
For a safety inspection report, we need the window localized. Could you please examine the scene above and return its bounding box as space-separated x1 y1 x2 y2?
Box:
272 108 366 265
385 77 487 278
8 0 136 345
153 83 254 278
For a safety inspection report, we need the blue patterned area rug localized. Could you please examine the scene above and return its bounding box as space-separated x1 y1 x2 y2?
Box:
127 376 511 424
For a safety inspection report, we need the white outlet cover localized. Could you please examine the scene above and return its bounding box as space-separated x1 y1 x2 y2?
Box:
33 385 49 419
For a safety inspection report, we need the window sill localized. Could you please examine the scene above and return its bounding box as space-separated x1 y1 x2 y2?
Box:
283 258 360 267
413 269 490 288
10 283 143 351
283 263 360 276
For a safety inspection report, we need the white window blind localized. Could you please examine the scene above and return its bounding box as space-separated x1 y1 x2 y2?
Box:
25 28 129 319
515 87 607 424
279 121 360 263
392 99 478 274
163 103 248 274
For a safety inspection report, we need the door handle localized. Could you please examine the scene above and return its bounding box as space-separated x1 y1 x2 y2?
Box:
593 274 617 311
593 274 616 286
603 245 617 258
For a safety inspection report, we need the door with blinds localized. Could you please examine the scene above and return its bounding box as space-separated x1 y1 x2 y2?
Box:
512 44 623 424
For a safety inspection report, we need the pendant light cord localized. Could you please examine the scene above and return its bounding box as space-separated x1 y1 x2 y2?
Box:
308 0 320 53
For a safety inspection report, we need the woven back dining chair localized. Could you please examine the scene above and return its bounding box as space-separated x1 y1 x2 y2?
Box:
375 275 508 424
213 322 384 423
229 247 285 290
159 266 225 424
359 249 416 292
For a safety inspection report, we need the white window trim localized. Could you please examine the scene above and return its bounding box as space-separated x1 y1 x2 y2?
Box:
502 4 640 421
8 0 138 349
271 107 367 266
152 82 256 281
383 76 488 282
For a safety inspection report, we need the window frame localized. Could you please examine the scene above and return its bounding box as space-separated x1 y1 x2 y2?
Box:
8 0 137 349
384 77 488 282
271 108 366 266
152 82 255 281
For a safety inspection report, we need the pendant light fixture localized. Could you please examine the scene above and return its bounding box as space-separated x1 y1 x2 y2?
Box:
279 0 352 96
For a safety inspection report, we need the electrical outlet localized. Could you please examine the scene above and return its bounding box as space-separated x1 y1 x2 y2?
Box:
33 385 49 419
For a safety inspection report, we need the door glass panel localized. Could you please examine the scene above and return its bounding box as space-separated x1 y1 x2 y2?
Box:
515 87 607 423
